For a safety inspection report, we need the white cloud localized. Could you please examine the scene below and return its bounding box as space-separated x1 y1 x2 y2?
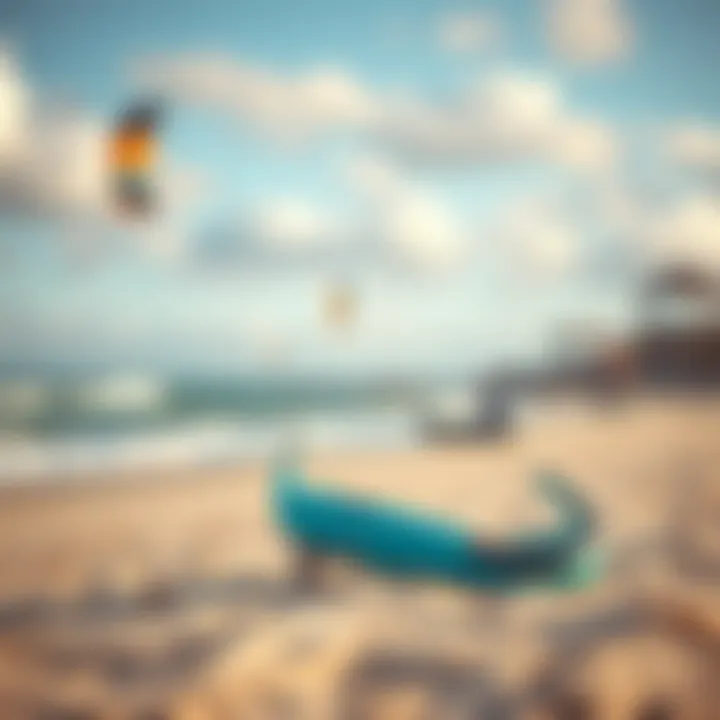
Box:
143 55 615 174
377 72 615 173
193 198 363 271
0 48 113 220
0 47 30 165
478 72 560 131
525 220 577 276
347 155 467 271
639 194 720 270
666 124 720 171
585 185 720 274
492 199 580 278
253 198 335 249
382 191 466 269
545 0 632 65
33 111 109 214
0 112 109 222
0 50 115 228
438 12 500 54
297 70 378 128
193 157 468 274
0 48 110 223
140 56 379 140
345 154 408 204
553 118 617 172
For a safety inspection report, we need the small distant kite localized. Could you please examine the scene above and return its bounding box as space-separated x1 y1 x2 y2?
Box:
109 99 163 217
324 282 357 332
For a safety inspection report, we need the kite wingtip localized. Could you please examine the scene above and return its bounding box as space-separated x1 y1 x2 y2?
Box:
535 467 599 550
561 546 605 590
535 468 575 499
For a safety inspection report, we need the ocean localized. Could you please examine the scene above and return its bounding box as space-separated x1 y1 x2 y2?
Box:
0 370 445 482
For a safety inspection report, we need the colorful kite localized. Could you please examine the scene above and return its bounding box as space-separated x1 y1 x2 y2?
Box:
109 100 163 217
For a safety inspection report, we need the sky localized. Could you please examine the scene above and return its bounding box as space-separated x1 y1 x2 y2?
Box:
0 0 719 374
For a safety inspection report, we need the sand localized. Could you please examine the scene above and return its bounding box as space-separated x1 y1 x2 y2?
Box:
0 396 718 718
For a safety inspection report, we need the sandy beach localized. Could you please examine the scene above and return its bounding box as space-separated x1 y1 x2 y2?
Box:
0 396 718 718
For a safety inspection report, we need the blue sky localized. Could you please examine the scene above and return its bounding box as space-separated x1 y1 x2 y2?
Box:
6 0 719 116
1 0 719 373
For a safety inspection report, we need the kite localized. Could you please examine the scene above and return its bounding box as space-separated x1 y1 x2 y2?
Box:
324 282 357 332
271 461 602 594
109 99 163 217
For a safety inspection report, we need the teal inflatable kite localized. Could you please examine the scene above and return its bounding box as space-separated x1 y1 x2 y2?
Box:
271 463 602 594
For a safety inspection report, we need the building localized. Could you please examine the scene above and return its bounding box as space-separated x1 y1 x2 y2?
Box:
634 265 720 387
